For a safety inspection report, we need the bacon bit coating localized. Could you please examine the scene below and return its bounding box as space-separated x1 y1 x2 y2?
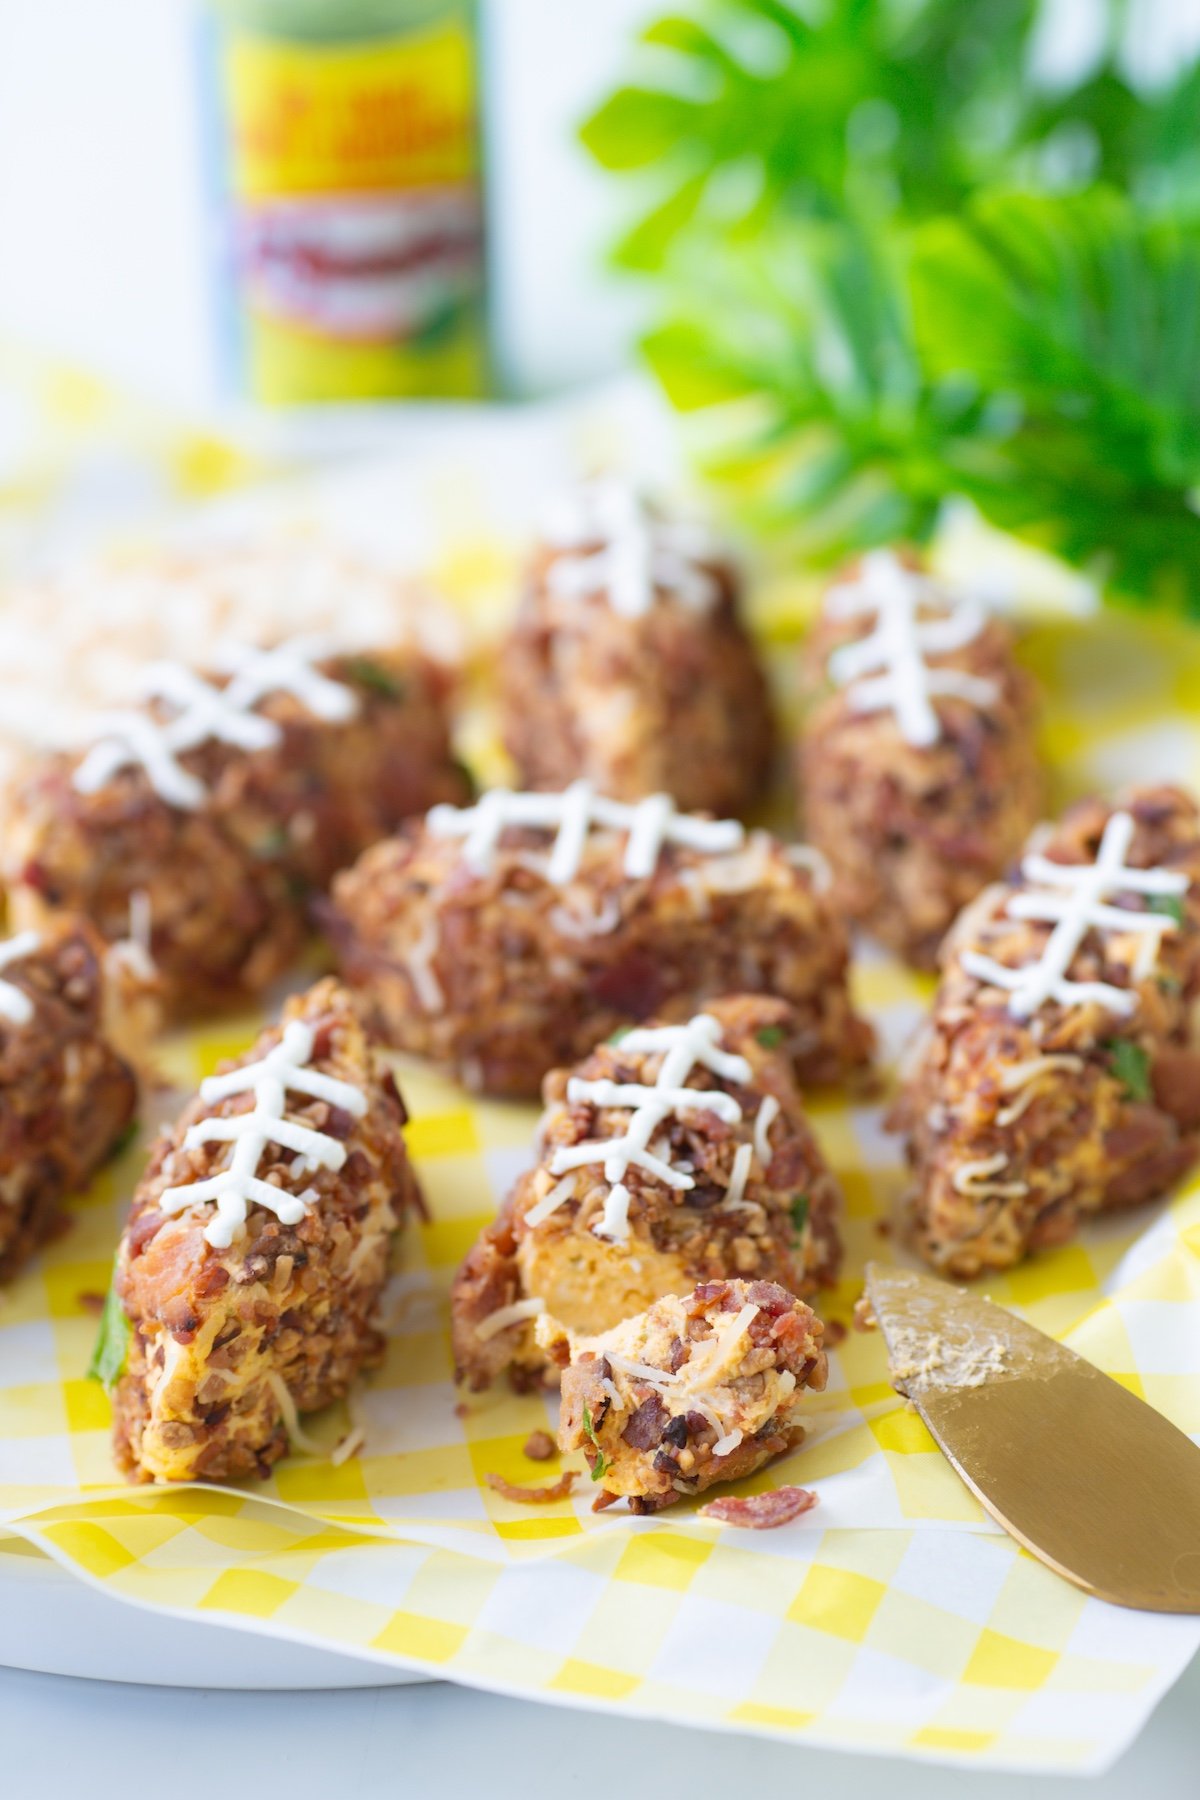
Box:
500 509 772 817
698 1485 819 1529
111 979 421 1483
891 786 1200 1276
799 554 1042 969
484 1470 578 1504
546 1278 826 1515
0 917 138 1282
451 996 842 1391
324 813 873 1100
3 648 468 1020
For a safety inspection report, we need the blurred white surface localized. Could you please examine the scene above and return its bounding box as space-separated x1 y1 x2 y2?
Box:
0 0 654 406
1 1640 1198 1800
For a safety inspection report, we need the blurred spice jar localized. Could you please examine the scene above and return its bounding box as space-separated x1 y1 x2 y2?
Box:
203 0 488 402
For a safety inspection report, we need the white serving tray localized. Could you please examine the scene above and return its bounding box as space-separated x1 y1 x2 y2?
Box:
0 1550 424 1690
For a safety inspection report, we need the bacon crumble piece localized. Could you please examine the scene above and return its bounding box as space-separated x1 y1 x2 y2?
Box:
799 550 1042 969
892 785 1200 1275
324 785 872 1099
451 996 843 1392
499 480 773 818
698 1485 819 1529
108 979 421 1483
484 1470 579 1505
545 1278 826 1516
0 917 138 1283
523 1429 556 1461
4 638 468 1020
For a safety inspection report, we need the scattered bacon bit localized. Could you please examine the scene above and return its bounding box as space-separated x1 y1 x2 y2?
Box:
699 1486 819 1530
523 1429 556 1461
823 1318 847 1347
77 1291 107 1315
874 1219 892 1238
591 1487 621 1512
454 1401 471 1419
485 1470 578 1505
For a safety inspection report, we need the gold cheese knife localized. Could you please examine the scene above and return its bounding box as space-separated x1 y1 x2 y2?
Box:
863 1261 1200 1613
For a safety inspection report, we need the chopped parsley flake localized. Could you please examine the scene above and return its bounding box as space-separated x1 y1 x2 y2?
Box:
790 1194 810 1236
756 1025 786 1049
582 1403 610 1480
254 823 291 860
1150 894 1186 928
1104 1038 1153 1103
346 657 405 699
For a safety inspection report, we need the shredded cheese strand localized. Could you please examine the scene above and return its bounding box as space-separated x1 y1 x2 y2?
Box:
475 1297 547 1342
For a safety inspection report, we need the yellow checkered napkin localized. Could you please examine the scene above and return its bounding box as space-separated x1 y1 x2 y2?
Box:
2 580 1200 1770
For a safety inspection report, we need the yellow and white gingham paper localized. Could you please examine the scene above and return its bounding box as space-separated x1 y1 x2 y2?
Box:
1 369 1200 1773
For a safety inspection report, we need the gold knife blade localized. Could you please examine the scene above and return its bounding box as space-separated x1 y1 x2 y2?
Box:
863 1262 1200 1613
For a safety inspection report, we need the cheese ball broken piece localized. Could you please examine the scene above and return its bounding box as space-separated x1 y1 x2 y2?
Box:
451 995 842 1390
107 978 421 1482
542 1277 826 1515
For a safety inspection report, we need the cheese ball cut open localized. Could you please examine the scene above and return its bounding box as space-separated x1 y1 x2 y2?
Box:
500 479 773 817
107 979 420 1482
542 1277 827 1515
324 784 873 1099
451 995 842 1391
892 786 1200 1275
0 917 138 1283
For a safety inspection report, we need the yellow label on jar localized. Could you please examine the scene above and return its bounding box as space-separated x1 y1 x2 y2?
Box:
218 20 486 401
227 26 477 195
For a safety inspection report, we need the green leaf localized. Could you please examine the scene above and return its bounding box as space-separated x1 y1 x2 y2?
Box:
87 1275 131 1395
345 656 405 699
790 1194 810 1236
755 1024 785 1048
579 87 699 171
1151 894 1186 927
613 171 711 273
1104 1038 1153 1103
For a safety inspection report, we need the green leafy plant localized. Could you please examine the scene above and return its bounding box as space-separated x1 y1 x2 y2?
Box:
583 0 1200 614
